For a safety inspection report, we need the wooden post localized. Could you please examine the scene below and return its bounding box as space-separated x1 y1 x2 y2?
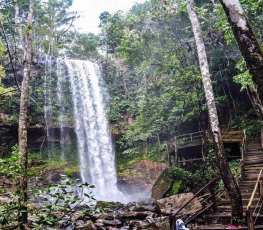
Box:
166 142 172 167
157 134 161 158
241 129 246 161
240 159 245 180
260 181 263 197
246 207 255 230
234 168 239 186
209 182 218 212
174 137 178 167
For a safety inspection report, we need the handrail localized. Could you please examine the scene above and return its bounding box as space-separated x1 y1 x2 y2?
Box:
246 168 263 230
175 131 203 138
173 173 239 226
240 129 246 179
184 188 227 224
173 176 220 217
174 129 244 149
247 169 262 209
241 129 246 161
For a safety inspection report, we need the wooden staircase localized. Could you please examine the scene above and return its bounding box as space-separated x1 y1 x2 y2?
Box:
190 141 263 230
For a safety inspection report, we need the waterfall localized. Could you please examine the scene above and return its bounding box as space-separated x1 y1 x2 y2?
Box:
44 55 55 158
44 58 122 201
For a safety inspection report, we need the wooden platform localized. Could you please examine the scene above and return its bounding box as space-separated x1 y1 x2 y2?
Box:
170 130 244 149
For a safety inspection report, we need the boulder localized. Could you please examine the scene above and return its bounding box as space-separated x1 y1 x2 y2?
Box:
157 192 202 215
76 220 96 230
129 216 170 230
96 212 115 220
101 219 123 227
122 211 149 220
151 168 174 199
129 198 160 213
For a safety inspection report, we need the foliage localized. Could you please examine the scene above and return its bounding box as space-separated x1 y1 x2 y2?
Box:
229 160 242 182
0 146 22 228
65 32 100 59
0 145 93 229
0 0 261 165
0 191 20 227
166 164 217 194
0 2 262 225
0 40 5 78
233 59 254 91
0 145 20 176
32 176 96 228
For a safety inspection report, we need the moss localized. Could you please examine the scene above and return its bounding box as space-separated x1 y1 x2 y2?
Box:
166 180 182 196
64 165 80 176
96 200 123 210
118 168 142 177
30 161 79 177
117 157 148 176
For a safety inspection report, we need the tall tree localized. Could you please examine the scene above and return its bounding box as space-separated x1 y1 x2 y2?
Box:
186 0 243 220
18 0 33 227
219 0 263 94
219 0 263 145
38 0 76 55
14 0 24 46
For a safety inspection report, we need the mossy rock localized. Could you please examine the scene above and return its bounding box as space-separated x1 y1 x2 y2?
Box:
152 168 174 199
166 180 182 196
152 167 186 199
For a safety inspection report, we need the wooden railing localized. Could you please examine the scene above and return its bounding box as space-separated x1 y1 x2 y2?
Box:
241 129 247 179
246 169 263 230
175 131 203 149
172 176 220 227
166 129 246 167
221 130 245 142
173 129 245 149
241 129 247 161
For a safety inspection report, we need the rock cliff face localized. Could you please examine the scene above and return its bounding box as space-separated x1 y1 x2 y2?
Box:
0 125 77 153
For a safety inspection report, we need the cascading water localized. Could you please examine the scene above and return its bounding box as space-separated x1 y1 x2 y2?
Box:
44 55 55 158
44 58 123 201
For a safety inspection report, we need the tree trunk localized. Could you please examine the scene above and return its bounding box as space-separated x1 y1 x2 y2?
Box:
14 0 19 25
219 0 263 148
219 0 263 95
14 0 23 45
187 0 243 220
246 86 263 147
18 0 33 227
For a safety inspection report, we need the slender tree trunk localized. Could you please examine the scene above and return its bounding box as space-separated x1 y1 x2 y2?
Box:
14 0 19 25
14 0 23 45
219 0 263 148
246 86 263 146
18 0 33 227
187 0 243 220
219 0 263 94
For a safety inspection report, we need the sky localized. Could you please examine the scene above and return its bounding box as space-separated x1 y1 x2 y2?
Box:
71 0 146 34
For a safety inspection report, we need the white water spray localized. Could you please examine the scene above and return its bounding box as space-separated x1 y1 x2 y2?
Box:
45 58 123 201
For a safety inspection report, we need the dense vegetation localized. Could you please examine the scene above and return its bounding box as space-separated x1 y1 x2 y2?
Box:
0 0 263 228
101 0 263 162
0 0 262 157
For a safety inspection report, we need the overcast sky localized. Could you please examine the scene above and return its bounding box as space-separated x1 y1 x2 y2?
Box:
71 0 146 34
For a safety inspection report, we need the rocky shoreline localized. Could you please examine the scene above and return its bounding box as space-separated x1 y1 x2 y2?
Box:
73 193 201 230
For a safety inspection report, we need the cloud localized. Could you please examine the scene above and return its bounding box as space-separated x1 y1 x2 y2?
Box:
71 0 145 34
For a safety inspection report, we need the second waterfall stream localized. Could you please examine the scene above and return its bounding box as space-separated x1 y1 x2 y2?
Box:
44 58 123 202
